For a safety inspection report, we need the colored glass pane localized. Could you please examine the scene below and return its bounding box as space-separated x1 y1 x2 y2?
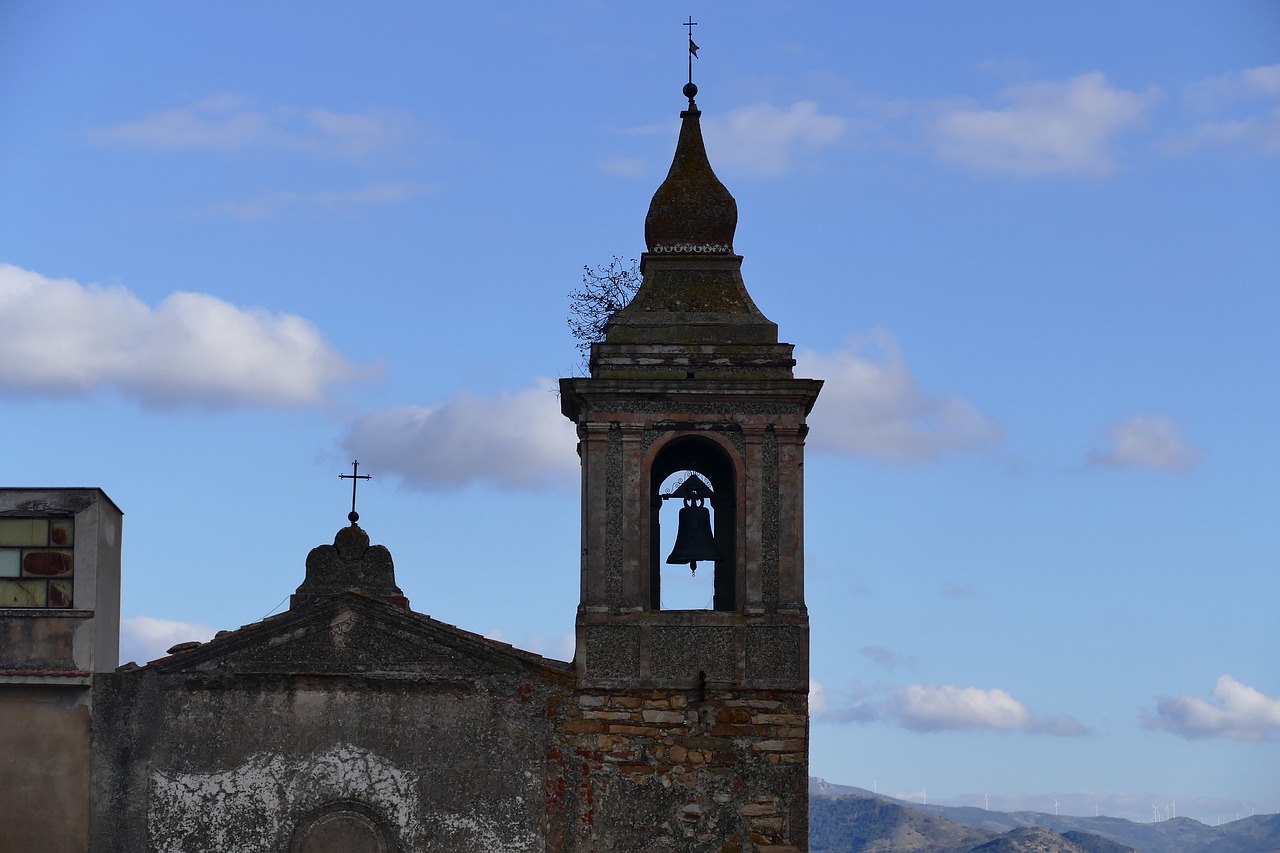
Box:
22 550 73 577
0 579 46 607
0 519 49 547
49 519 74 547
0 550 19 577
47 580 72 608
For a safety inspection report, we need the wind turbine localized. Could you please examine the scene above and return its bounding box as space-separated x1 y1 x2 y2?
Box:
1094 804 1099 817
1054 798 1061 816
919 787 928 806
1152 803 1160 822
984 793 989 811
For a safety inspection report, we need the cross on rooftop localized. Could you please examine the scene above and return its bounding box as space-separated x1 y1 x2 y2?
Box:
338 460 371 524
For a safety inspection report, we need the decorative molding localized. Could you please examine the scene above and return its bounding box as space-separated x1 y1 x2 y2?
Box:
762 426 779 610
649 243 732 254
590 400 797 416
605 424 624 608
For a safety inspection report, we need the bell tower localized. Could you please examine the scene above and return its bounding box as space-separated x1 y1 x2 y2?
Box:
560 82 821 692
558 78 820 851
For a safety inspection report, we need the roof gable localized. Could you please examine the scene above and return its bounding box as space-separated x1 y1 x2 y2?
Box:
148 593 570 681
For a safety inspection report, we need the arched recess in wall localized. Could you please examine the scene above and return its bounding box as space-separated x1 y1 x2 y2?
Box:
648 433 738 612
290 801 394 853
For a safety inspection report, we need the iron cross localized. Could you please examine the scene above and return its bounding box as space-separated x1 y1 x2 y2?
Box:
339 460 371 524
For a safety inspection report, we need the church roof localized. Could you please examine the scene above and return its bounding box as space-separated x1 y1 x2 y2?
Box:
141 592 572 680
133 522 572 680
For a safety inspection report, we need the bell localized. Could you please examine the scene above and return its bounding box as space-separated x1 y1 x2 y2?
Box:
666 495 717 574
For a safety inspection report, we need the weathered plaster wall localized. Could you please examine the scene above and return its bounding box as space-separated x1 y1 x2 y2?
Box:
0 686 91 853
92 669 569 852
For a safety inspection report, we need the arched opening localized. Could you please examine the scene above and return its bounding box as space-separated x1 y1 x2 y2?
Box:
649 436 736 611
291 802 392 853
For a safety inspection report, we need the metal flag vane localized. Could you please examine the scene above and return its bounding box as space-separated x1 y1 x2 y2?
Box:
339 460 371 524
684 16 699 103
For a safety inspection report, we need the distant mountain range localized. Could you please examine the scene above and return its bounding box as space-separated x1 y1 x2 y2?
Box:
809 778 1280 853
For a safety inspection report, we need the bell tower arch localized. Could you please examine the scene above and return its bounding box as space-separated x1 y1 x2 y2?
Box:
648 433 738 611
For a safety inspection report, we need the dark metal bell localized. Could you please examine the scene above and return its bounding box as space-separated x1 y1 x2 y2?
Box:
666 497 717 573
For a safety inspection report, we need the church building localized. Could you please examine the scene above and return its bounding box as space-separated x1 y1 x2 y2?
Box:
0 78 821 853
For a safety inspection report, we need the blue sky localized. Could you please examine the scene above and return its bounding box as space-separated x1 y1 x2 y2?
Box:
2 0 1277 824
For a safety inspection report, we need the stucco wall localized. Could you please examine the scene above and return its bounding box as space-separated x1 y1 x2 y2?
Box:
0 686 90 853
91 668 568 852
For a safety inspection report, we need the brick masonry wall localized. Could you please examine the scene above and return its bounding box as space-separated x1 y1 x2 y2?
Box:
549 688 808 852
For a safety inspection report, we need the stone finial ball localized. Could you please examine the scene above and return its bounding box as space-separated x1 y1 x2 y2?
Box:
683 82 698 100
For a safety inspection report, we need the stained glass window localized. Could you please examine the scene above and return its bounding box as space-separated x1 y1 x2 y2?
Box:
0 517 73 608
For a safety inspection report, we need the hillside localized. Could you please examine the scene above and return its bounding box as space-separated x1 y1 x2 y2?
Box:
809 796 1130 853
809 779 1280 853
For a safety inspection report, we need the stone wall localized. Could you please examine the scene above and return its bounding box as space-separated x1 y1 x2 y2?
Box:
550 687 808 852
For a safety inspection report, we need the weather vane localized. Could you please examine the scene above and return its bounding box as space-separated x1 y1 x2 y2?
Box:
684 16 699 102
338 460 371 524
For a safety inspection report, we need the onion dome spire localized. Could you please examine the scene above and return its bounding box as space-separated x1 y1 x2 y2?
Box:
643 88 737 256
594 78 787 365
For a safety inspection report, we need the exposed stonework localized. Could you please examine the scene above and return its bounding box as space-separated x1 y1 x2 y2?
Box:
553 688 808 852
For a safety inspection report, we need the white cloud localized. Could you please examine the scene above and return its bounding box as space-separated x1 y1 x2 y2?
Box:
1172 109 1280 154
343 379 578 491
1143 675 1280 742
814 680 1087 735
1184 63 1280 111
811 680 879 724
525 632 577 661
120 615 217 665
933 72 1156 175
809 679 830 716
891 683 1033 732
701 101 845 174
219 182 421 220
0 264 362 407
1170 64 1280 155
88 93 416 159
1089 413 1200 472
797 330 1002 462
